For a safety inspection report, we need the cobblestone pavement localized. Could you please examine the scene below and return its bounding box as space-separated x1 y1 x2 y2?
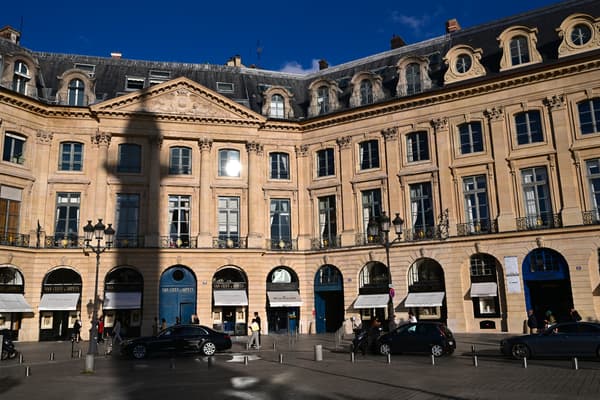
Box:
1 333 599 399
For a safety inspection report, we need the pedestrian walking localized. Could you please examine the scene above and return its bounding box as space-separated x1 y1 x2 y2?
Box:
113 318 122 344
73 317 81 342
527 309 538 334
253 312 261 346
544 310 556 329
160 318 167 331
152 316 158 335
248 318 260 349
97 316 105 343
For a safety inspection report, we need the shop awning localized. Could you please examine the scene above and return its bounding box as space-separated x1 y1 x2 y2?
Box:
267 291 302 307
213 290 248 306
470 282 498 297
38 293 80 311
404 292 445 307
353 294 390 309
0 293 33 313
103 292 142 310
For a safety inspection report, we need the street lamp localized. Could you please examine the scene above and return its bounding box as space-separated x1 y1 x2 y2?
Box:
367 211 404 285
82 219 114 373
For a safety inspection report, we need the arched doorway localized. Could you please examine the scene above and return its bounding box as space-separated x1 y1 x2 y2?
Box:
353 261 391 329
159 265 196 327
212 266 248 336
404 259 446 323
103 266 143 338
39 267 82 341
468 253 507 331
0 265 33 340
314 264 344 333
523 248 573 325
266 266 301 334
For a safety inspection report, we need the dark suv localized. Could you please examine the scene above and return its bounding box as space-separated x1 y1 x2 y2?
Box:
376 321 456 357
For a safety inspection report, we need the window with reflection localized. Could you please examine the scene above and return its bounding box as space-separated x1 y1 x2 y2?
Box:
218 149 241 177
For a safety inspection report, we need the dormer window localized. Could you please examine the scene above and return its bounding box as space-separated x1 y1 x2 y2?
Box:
126 77 145 91
455 55 471 74
68 79 85 106
360 80 373 105
498 26 542 71
443 45 486 84
557 14 600 58
406 63 421 95
308 79 340 117
349 72 384 108
317 86 330 114
12 60 29 94
396 56 432 97
262 87 294 119
270 94 284 118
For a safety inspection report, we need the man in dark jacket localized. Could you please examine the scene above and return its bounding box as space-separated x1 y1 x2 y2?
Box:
527 309 538 334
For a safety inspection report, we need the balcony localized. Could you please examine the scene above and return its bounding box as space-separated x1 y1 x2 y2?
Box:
404 226 439 242
582 210 600 225
456 219 498 236
267 238 297 251
354 232 384 246
45 235 84 249
113 235 145 248
0 232 30 248
212 236 247 249
159 235 197 248
516 213 562 231
310 235 342 250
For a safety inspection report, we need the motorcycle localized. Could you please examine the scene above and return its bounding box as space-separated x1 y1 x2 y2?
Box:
1 333 18 361
350 328 369 355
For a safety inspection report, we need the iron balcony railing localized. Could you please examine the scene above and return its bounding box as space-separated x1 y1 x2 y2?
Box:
456 219 498 236
159 235 197 248
516 213 562 231
113 235 145 248
403 226 439 242
267 238 297 251
0 232 30 248
582 210 600 225
45 235 85 249
212 236 248 249
310 235 342 250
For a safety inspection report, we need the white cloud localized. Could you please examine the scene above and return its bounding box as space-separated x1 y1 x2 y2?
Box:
279 59 320 74
391 7 444 38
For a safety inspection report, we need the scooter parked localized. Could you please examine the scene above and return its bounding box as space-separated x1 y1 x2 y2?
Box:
1 332 18 360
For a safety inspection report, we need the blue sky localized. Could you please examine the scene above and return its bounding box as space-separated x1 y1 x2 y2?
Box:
3 0 561 73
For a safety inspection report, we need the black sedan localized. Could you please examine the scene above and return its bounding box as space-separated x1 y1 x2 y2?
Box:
121 324 232 359
376 321 456 357
500 321 600 359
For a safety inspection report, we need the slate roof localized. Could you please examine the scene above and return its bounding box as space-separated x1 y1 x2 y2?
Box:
0 0 598 121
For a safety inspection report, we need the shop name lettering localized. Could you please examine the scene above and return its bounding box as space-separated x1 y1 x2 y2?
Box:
161 287 195 293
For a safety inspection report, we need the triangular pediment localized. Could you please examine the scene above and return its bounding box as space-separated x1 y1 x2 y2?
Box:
91 77 264 124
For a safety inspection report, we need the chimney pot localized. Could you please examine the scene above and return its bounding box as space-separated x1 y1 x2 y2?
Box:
446 19 461 33
390 34 405 49
318 59 329 70
110 52 122 59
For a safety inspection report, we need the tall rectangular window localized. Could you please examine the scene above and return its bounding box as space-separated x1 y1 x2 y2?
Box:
361 189 382 240
459 122 484 154
270 199 291 248
406 63 421 95
116 193 140 238
521 167 552 228
118 144 142 173
586 159 600 221
218 196 240 247
0 186 21 235
270 152 289 179
317 86 329 114
406 131 429 162
270 94 285 118
59 142 83 171
515 110 543 145
316 148 335 177
218 149 241 177
359 140 379 170
463 175 489 232
578 98 600 135
168 195 190 247
169 147 191 175
510 36 530 65
410 182 434 231
2 132 26 164
318 195 337 247
55 193 80 239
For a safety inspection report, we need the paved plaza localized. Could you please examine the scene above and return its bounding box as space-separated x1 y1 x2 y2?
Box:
1 333 599 399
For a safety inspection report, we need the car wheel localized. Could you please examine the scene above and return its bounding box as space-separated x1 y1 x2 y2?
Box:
202 341 216 356
131 344 147 359
378 343 391 355
431 344 444 357
511 343 531 360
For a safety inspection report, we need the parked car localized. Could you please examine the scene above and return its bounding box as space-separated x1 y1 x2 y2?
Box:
376 321 456 357
500 321 600 360
121 324 232 359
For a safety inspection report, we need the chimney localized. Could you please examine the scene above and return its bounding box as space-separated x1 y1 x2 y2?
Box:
226 55 244 67
110 52 122 59
390 34 406 49
0 26 21 44
446 19 461 33
318 59 329 70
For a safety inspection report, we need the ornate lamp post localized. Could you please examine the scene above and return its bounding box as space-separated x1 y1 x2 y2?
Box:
82 219 114 373
367 211 404 286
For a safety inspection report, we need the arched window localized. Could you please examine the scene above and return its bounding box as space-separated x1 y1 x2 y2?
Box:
68 79 85 106
510 35 530 65
270 94 284 118
359 79 373 105
12 61 30 94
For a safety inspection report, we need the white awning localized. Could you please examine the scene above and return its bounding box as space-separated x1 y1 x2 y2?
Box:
353 294 390 309
404 292 445 307
470 282 498 297
38 293 80 311
103 292 142 310
0 293 33 313
213 290 248 306
267 291 302 307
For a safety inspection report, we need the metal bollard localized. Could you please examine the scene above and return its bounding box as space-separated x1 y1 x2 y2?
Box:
25 366 31 377
50 352 55 361
472 355 478 367
350 352 355 363
471 345 475 354
314 344 323 361
431 354 435 365
572 357 579 370
273 342 276 351
279 353 284 364
19 353 24 364
522 357 528 368
246 342 250 350
207 356 213 368
386 353 391 364
244 355 249 365
78 349 82 359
